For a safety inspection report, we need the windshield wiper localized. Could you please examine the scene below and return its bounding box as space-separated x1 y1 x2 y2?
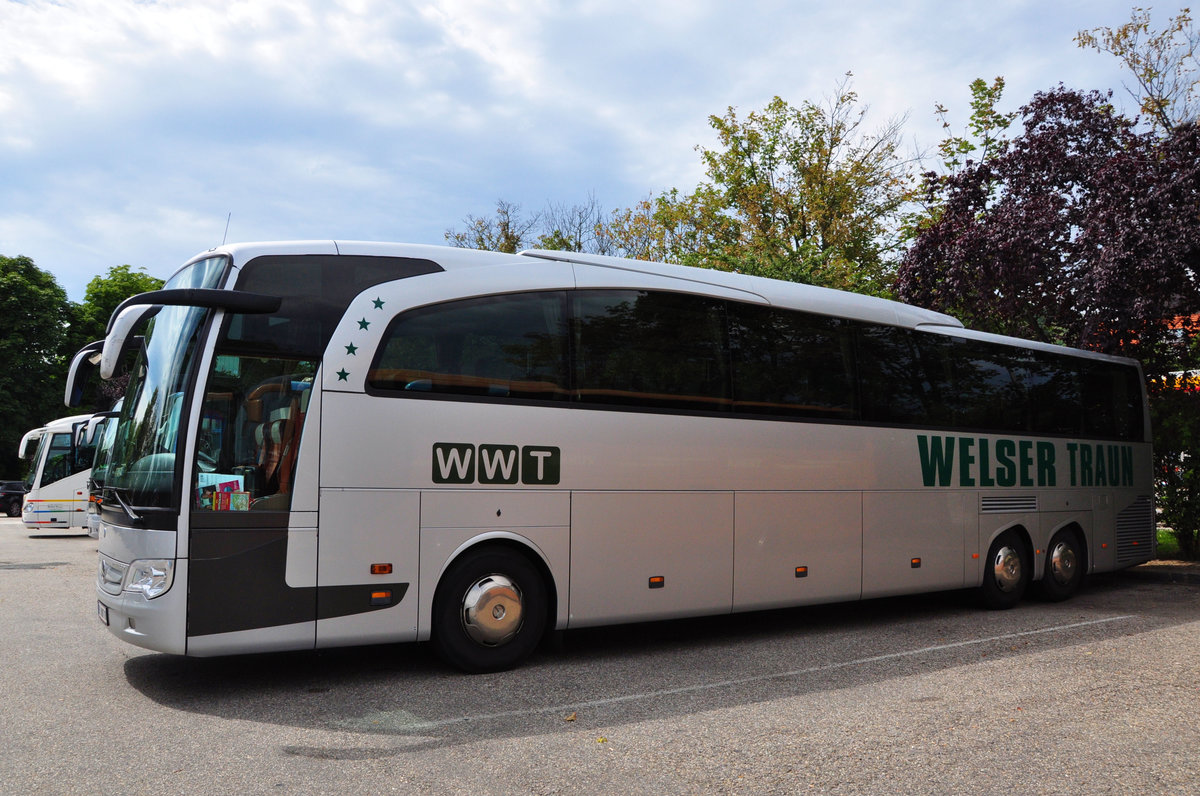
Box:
107 487 143 526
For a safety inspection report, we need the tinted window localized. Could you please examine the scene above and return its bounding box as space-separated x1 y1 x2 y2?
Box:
192 357 316 511
364 288 1143 442
1082 361 1143 440
191 254 441 514
573 291 729 411
228 255 442 357
858 325 1142 440
728 304 855 419
369 292 569 400
1012 350 1082 436
856 325 953 426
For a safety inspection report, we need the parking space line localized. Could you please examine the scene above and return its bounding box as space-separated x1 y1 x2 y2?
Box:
379 615 1137 733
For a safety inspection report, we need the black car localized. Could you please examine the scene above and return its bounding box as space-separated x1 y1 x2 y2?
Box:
1 481 27 518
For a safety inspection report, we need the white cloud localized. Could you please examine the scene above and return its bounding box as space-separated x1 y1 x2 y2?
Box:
0 0 1150 300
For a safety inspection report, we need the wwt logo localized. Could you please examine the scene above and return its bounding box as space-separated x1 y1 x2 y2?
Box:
432 443 561 485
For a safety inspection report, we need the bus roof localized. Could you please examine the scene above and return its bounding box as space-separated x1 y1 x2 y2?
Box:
183 241 1137 365
195 240 963 331
17 413 93 458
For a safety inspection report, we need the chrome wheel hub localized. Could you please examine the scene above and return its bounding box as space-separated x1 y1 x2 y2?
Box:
992 545 1023 592
461 574 523 647
1049 541 1077 585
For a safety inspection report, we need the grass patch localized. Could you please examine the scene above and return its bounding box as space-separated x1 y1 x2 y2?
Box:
1157 526 1183 560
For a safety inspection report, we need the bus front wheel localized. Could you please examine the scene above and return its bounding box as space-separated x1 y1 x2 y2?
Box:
431 546 548 673
978 530 1029 609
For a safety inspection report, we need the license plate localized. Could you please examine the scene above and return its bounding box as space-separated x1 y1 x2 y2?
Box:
97 600 109 626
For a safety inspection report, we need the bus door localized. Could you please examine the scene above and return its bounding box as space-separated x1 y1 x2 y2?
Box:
186 357 322 653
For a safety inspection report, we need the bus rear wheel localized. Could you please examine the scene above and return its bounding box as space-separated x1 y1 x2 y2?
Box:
978 530 1029 609
1035 529 1085 602
431 546 548 673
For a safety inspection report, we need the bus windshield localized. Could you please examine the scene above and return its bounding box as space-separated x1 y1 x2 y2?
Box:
105 256 229 509
25 433 49 490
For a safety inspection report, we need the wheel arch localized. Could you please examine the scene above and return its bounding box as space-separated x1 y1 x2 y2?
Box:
1033 521 1089 602
419 531 561 642
1044 520 1089 576
979 522 1034 587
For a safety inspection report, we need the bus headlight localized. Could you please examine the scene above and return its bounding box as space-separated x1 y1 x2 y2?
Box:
124 559 174 599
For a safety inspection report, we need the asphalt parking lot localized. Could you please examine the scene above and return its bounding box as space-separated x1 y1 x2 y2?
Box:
2 516 1198 795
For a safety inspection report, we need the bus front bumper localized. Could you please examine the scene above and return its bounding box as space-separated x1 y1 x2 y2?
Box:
96 555 188 655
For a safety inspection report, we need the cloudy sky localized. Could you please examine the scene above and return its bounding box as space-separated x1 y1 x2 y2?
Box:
1 0 1149 300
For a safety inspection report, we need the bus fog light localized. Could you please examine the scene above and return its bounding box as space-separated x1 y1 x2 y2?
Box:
124 559 174 599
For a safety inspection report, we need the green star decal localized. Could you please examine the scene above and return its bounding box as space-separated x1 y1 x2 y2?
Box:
357 317 370 330
336 368 350 381
345 342 358 355
372 297 385 309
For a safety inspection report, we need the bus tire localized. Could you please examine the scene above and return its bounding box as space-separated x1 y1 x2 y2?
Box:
431 546 548 673
978 530 1029 609
1035 529 1085 602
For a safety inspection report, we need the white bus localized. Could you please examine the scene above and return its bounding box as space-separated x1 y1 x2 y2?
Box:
74 405 122 538
92 242 1154 672
64 340 123 538
18 414 97 534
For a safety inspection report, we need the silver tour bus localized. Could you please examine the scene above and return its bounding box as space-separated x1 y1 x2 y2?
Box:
89 242 1154 672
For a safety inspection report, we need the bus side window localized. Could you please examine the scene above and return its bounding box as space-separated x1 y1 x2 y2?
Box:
728 304 856 419
368 292 569 400
572 290 730 411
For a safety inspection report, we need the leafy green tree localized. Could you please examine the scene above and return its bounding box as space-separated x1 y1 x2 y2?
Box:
1077 6 1199 132
64 264 165 409
1153 378 1200 558
596 193 688 262
901 77 1017 245
932 77 1017 174
657 77 913 295
448 80 914 296
0 255 71 479
67 264 164 350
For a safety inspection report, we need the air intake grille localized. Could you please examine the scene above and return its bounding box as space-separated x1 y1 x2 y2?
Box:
1115 495 1155 565
980 495 1038 513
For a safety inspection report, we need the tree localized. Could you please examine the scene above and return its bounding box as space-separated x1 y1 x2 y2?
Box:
1153 375 1200 558
901 77 1018 245
0 255 71 479
65 264 165 408
594 192 697 263
900 87 1200 363
899 88 1149 345
1077 6 1200 132
447 80 913 295
534 194 608 253
661 78 913 295
445 199 541 254
447 195 617 255
593 196 665 261
897 86 1200 556
932 77 1017 174
67 264 164 350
